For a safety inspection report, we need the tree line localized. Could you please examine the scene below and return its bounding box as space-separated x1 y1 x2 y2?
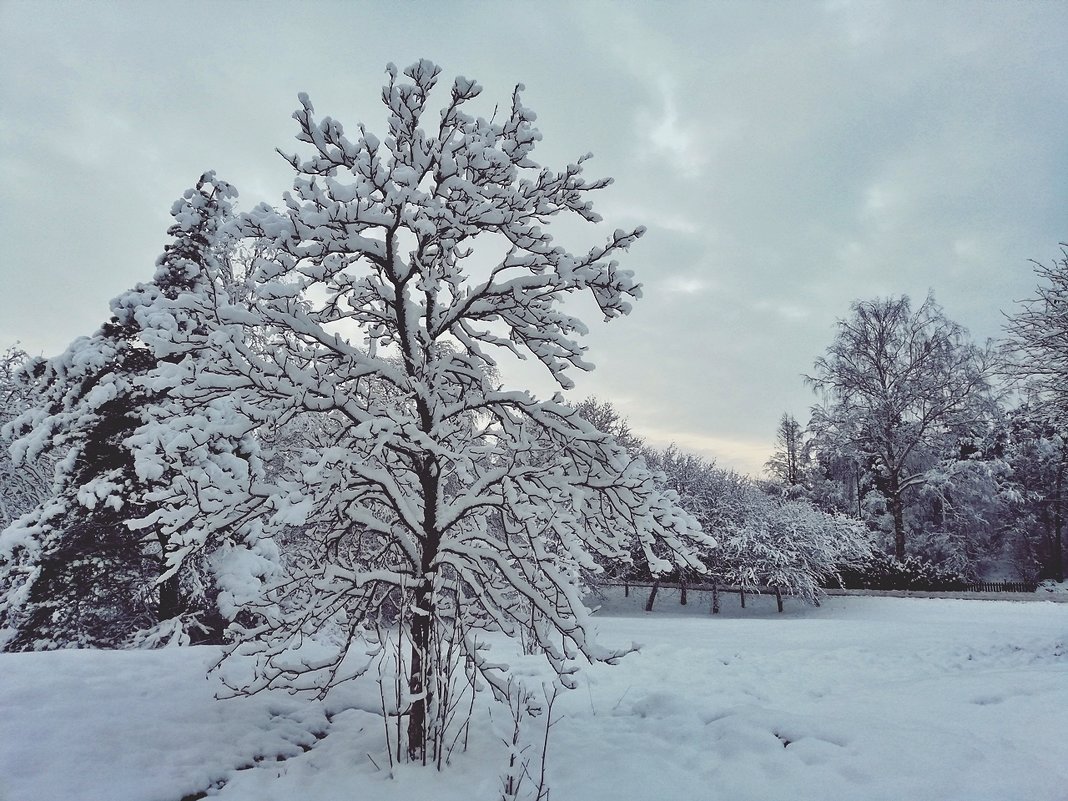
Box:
765 271 1068 584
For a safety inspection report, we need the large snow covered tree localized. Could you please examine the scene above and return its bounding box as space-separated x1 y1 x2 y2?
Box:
0 173 255 649
1001 245 1068 580
807 294 996 561
139 61 708 763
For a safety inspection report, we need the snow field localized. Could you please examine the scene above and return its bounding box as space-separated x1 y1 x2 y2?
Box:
0 594 1065 801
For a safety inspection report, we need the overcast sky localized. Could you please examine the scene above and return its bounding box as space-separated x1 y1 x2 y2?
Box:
1 0 1065 474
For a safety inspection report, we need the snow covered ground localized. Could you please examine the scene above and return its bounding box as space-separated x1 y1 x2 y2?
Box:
1 592 1065 801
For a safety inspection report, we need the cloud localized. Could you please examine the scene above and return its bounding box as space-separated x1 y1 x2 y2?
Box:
753 300 811 321
595 201 699 235
639 425 773 477
635 77 728 180
664 276 713 295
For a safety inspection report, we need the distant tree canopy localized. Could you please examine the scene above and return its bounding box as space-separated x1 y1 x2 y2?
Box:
765 269 1065 583
1002 245 1068 423
805 294 997 562
1000 245 1068 581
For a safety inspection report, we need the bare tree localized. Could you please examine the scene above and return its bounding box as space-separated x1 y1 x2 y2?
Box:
807 294 996 561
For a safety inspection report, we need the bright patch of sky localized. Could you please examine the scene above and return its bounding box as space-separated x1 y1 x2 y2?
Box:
1 0 1064 475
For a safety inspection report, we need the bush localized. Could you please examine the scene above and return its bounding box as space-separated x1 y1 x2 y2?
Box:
833 552 969 591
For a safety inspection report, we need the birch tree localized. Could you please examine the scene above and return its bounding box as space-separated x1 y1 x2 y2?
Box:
807 295 996 561
1003 245 1068 421
1002 246 1068 580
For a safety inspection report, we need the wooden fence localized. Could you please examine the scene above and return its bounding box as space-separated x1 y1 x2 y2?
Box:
601 580 1040 613
963 581 1038 593
605 580 793 613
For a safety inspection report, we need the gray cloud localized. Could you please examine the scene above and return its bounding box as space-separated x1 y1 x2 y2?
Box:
1 0 1064 474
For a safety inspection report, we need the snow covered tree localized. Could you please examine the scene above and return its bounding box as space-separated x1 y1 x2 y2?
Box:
764 412 808 487
141 61 708 763
1001 246 1068 580
575 397 644 456
1000 404 1066 581
645 447 869 611
1003 245 1068 422
807 294 997 561
721 491 871 610
0 346 52 530
0 173 249 649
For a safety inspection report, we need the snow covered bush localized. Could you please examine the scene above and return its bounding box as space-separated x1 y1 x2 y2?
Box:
717 489 872 607
638 448 869 608
835 552 969 591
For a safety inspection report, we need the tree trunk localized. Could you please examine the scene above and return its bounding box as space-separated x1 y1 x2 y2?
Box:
711 583 720 615
739 587 746 609
156 531 181 621
888 472 906 561
855 465 863 519
157 574 181 621
645 579 660 612
406 437 441 764
679 577 688 606
407 583 433 764
1053 451 1065 582
774 587 784 613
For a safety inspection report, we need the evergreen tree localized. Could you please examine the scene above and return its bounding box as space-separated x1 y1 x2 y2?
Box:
0 173 240 649
765 412 808 487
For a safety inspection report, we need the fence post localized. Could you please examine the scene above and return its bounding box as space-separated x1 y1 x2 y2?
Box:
645 579 660 612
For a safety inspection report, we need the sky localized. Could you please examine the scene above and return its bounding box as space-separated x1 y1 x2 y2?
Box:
1 0 1065 475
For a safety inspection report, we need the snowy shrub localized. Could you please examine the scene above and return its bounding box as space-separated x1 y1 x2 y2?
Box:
834 552 969 592
631 450 871 606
